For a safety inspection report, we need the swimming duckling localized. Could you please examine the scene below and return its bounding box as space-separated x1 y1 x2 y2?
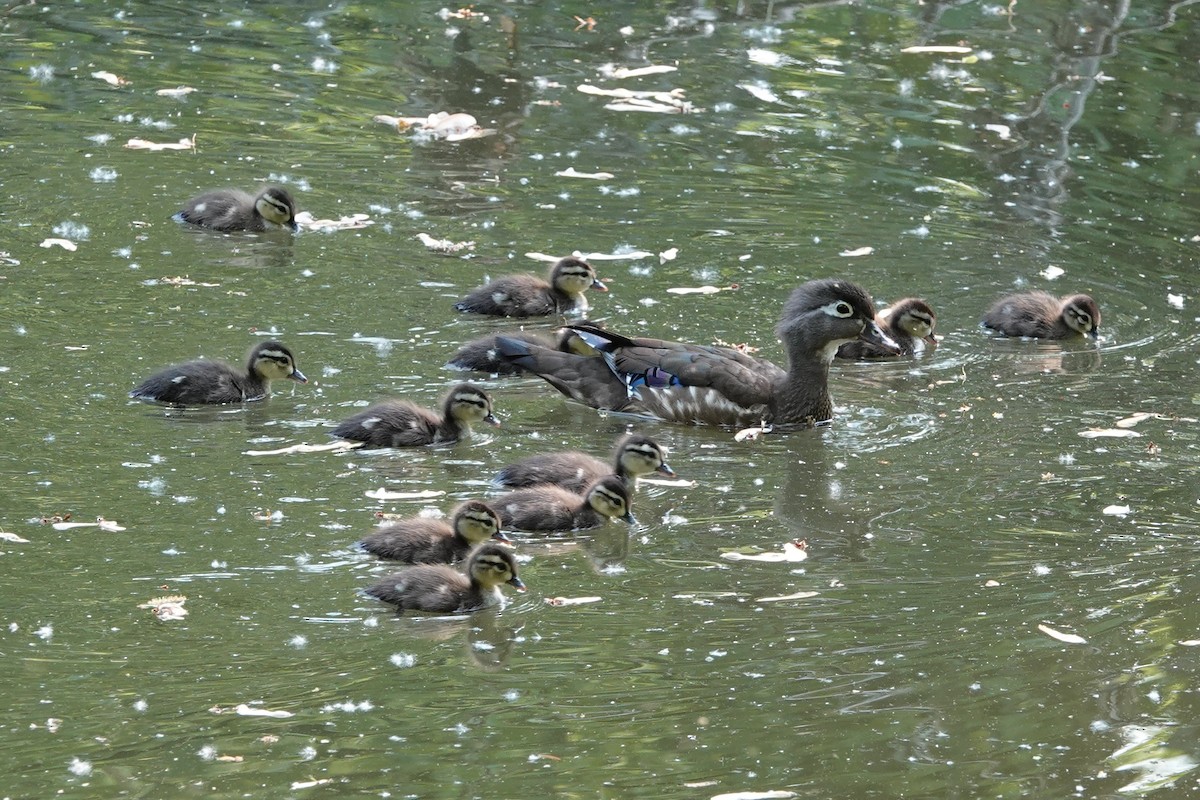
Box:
982 291 1100 339
494 434 676 493
496 278 900 427
331 383 498 448
837 298 937 358
446 324 602 375
357 501 509 564
365 542 526 614
175 185 298 232
492 475 635 532
129 340 307 405
453 257 607 317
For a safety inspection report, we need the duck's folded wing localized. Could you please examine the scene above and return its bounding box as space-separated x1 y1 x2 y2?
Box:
608 344 781 410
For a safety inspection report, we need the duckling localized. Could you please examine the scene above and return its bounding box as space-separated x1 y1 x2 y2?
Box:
357 501 509 564
129 340 307 405
492 475 635 532
175 185 298 232
495 278 901 427
446 324 602 375
453 257 607 317
331 383 498 448
365 542 526 614
982 291 1100 339
837 298 937 358
494 434 676 493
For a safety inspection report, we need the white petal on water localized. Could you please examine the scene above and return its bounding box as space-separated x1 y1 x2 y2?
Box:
234 704 294 718
1040 265 1065 280
0 531 30 543
711 791 797 800
757 591 819 602
555 167 615 180
1037 623 1087 644
1103 505 1132 516
364 488 446 501
1078 428 1142 439
1167 293 1185 309
839 246 874 257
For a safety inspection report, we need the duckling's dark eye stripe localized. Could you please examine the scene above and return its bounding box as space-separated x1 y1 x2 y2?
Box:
454 393 488 408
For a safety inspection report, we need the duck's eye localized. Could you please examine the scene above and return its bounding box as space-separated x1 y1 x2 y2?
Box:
823 300 854 318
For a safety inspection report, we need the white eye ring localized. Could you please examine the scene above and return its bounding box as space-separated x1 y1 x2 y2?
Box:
822 300 855 318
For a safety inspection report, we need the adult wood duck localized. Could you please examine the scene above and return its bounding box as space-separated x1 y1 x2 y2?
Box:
494 433 675 492
175 185 298 232
356 501 510 564
446 324 602 375
837 297 937 358
496 278 900 427
492 475 635 532
453 257 607 317
331 383 498 448
982 291 1100 339
364 542 526 613
129 340 307 405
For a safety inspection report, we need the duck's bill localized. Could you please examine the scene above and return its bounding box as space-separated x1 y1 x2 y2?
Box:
508 576 528 592
620 511 638 525
860 321 902 355
491 530 514 544
656 462 677 477
289 369 309 383
484 413 501 427
591 278 609 292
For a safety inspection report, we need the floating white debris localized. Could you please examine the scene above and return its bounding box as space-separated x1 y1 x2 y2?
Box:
900 45 974 54
711 791 798 800
526 250 654 262
738 83 782 104
235 703 293 718
734 425 770 442
659 247 678 263
757 590 819 602
722 540 808 563
1037 623 1087 644
373 112 495 141
1103 505 1132 517
839 246 874 257
600 64 678 79
1179 640 1200 647
294 211 373 232
92 70 129 86
1078 428 1142 439
291 779 333 790
138 595 188 621
1167 293 1185 309
52 518 125 532
244 441 361 456
0 531 30 543
985 123 1012 139
40 238 77 252
156 86 197 99
416 232 475 253
544 596 603 606
1040 265 1065 280
666 285 739 295
555 167 615 180
638 477 696 488
364 488 446 501
124 135 196 151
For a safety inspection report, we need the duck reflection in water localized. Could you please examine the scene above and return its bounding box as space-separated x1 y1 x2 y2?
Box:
772 434 874 562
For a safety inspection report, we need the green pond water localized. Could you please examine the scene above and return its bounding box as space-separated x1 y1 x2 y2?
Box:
2 1 1199 798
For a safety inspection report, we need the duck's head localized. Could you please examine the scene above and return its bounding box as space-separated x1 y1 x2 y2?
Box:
453 500 510 544
1061 294 1100 338
255 186 298 232
551 257 607 297
616 434 676 479
587 476 636 524
468 542 526 592
446 383 500 427
776 278 901 361
887 298 938 345
248 340 307 383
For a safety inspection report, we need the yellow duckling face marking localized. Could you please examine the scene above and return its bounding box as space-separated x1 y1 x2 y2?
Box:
251 343 307 383
448 385 499 427
1063 295 1100 338
254 187 298 231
